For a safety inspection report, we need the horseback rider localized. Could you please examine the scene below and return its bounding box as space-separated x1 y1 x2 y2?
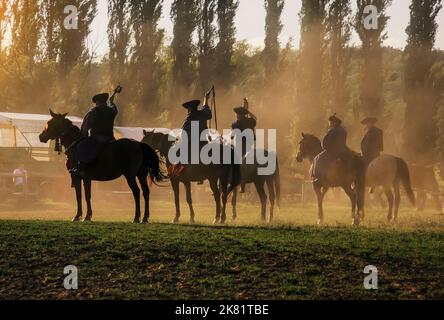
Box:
312 114 348 182
232 97 257 156
360 117 383 166
75 91 119 174
232 98 257 193
81 92 118 142
180 88 213 164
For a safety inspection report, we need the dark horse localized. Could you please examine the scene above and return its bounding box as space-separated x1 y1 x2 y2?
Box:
39 110 165 223
231 151 281 223
296 133 366 225
142 130 240 224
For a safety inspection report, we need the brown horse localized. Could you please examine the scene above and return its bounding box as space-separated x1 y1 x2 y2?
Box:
410 164 441 212
39 110 166 223
296 133 366 225
142 130 240 224
366 155 416 221
231 151 281 224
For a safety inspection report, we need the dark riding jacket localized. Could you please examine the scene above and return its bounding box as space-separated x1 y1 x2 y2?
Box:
181 105 212 142
81 103 118 140
232 117 257 156
322 125 347 156
361 126 383 164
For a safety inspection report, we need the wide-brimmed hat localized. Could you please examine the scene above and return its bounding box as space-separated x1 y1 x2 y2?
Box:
328 113 342 125
233 106 249 115
182 100 200 109
92 93 109 103
361 117 378 125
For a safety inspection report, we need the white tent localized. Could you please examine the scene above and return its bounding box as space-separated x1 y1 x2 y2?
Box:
0 112 170 148
0 112 83 148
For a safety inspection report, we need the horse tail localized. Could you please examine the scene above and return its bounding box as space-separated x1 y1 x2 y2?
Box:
141 143 167 185
274 158 281 208
396 157 416 206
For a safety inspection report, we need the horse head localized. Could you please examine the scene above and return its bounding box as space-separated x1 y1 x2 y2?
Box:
39 109 70 143
296 133 322 163
142 130 172 156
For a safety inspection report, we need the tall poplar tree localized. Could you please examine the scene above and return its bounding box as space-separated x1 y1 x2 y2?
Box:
263 0 285 79
355 0 391 119
403 0 442 161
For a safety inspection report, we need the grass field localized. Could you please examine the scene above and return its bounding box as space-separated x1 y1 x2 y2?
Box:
0 196 443 300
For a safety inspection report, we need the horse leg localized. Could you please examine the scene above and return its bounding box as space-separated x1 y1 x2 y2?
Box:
126 176 141 223
171 179 181 223
83 179 93 222
184 181 195 223
416 191 426 211
314 185 327 225
393 182 401 222
254 181 267 223
138 174 150 224
232 187 238 223
72 176 82 222
220 176 229 224
210 179 221 224
266 177 276 224
343 185 358 225
384 187 394 222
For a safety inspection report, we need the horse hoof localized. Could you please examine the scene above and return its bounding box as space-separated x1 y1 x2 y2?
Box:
213 219 220 225
189 219 195 224
142 219 149 224
83 216 92 222
133 218 141 224
172 218 180 224
317 219 324 226
72 216 82 222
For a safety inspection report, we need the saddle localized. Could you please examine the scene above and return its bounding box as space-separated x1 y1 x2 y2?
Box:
77 136 114 164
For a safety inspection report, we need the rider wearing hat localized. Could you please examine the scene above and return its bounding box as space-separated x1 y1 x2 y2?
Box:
360 117 383 166
232 98 257 156
322 114 347 155
75 92 119 176
231 98 257 193
180 89 213 163
312 114 348 181
81 92 118 143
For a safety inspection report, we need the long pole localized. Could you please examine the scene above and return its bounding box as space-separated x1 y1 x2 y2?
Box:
212 86 218 131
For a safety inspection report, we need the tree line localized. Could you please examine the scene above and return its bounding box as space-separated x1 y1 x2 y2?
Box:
0 0 443 165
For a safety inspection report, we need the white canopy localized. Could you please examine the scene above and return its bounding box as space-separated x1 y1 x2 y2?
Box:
0 112 169 148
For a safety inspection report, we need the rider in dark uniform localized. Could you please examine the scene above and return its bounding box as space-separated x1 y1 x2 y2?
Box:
312 114 348 181
76 93 118 174
231 98 257 193
180 89 213 164
360 117 383 166
81 93 117 143
232 98 257 157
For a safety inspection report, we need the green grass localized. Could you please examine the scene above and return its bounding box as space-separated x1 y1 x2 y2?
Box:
0 219 443 300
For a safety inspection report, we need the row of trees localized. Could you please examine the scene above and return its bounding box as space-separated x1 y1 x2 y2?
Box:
0 0 443 164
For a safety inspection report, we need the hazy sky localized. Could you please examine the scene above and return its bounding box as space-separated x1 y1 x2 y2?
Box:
88 0 444 56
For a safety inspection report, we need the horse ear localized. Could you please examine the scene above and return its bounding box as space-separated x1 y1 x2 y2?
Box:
302 133 306 138
49 109 56 118
143 129 147 136
61 112 68 118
